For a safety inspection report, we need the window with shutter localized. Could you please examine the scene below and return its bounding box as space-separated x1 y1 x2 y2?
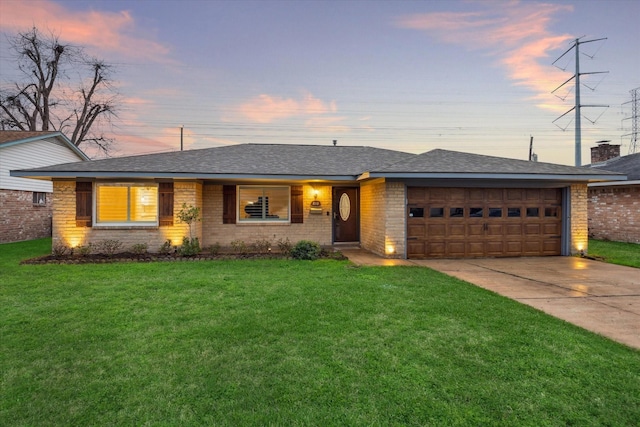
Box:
76 182 93 227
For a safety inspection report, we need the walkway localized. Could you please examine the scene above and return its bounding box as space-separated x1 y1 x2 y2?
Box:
340 248 640 349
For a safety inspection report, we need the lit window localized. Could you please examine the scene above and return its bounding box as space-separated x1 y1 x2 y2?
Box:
238 186 289 222
96 183 158 225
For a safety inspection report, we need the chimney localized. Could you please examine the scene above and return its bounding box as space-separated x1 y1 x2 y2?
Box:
590 140 620 164
333 140 337 146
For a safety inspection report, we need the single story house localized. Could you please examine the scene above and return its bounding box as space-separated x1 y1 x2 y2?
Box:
588 142 640 243
0 131 89 243
12 143 624 258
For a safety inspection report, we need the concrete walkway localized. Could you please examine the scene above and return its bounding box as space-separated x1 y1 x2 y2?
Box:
340 249 640 349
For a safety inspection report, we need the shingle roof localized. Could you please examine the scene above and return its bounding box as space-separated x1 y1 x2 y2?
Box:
0 130 60 146
16 143 415 177
590 152 640 181
12 143 623 182
374 149 618 176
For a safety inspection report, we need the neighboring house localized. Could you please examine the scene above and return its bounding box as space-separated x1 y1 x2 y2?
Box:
0 131 89 244
588 142 640 243
12 143 623 258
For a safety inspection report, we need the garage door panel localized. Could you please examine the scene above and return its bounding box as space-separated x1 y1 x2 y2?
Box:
407 187 562 258
427 224 446 237
408 224 425 238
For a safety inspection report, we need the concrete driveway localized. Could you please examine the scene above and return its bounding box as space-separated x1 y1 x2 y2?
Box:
414 257 640 349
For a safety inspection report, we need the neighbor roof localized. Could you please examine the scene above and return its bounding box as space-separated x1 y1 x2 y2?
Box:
11 143 625 183
0 130 89 160
589 152 640 181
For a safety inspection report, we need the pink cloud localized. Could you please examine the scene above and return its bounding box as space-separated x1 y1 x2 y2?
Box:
235 93 337 123
0 0 172 62
395 1 574 110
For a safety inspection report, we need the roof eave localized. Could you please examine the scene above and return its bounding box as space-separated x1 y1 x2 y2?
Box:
10 170 359 182
360 172 628 182
588 179 640 187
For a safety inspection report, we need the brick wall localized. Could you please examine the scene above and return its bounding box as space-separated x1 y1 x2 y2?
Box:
360 180 405 258
590 143 620 163
0 189 52 243
201 183 333 248
570 184 589 254
588 185 640 244
52 180 202 253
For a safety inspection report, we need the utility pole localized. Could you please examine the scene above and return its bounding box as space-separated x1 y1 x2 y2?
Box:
528 136 534 161
180 125 184 151
622 87 639 154
552 37 608 166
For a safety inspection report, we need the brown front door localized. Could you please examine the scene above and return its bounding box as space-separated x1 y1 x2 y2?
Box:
333 187 359 242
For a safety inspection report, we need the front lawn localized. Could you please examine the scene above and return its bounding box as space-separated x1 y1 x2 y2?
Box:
589 239 640 268
2 239 639 426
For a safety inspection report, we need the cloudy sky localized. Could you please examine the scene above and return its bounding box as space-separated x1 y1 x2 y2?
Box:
1 0 638 165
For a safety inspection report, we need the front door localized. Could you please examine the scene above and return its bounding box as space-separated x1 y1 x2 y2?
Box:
333 187 359 242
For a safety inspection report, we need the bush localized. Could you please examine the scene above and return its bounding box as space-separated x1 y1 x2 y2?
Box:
52 242 70 257
204 242 221 256
291 240 322 260
131 243 148 255
230 240 248 255
178 236 201 256
96 239 123 257
252 239 272 254
276 237 293 255
159 239 173 255
76 244 93 257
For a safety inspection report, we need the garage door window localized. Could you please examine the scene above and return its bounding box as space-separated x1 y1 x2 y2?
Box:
450 207 464 217
489 208 502 217
470 207 483 217
429 207 444 218
409 208 424 218
526 207 539 217
508 207 521 217
545 207 559 217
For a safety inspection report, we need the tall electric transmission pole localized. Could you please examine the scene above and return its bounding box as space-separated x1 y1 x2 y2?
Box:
552 37 609 166
622 87 639 154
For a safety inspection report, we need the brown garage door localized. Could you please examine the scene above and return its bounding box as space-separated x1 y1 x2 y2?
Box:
407 187 562 258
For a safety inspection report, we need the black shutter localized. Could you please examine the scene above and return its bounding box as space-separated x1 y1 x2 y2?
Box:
75 182 92 227
223 185 236 224
291 185 303 224
158 182 174 226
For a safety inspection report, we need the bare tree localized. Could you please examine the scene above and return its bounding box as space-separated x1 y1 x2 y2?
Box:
0 27 118 154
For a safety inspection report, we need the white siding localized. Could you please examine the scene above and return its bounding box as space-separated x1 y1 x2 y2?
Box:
0 138 85 192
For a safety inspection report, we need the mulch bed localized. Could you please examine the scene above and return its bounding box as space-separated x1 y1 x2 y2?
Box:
21 251 347 265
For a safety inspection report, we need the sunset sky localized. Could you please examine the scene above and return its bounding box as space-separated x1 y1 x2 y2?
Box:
1 0 638 165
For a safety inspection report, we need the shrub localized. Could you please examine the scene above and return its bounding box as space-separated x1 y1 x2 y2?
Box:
52 242 70 257
131 243 148 255
291 240 322 260
159 239 173 255
178 236 201 256
204 242 221 256
230 239 248 255
252 239 272 254
276 237 293 255
76 244 93 257
96 239 123 257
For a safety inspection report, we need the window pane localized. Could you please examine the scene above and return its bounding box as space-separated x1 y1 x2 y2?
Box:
97 185 128 222
449 207 464 217
239 186 289 221
526 207 539 217
470 207 483 217
508 207 521 217
130 186 158 222
489 208 502 217
265 187 289 220
429 207 444 218
545 207 559 217
409 208 424 218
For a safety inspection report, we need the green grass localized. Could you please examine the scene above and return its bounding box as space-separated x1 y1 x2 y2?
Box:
2 239 639 426
589 239 640 268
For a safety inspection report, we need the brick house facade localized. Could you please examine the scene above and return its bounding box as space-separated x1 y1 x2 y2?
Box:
588 143 640 244
0 131 88 244
14 144 621 258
